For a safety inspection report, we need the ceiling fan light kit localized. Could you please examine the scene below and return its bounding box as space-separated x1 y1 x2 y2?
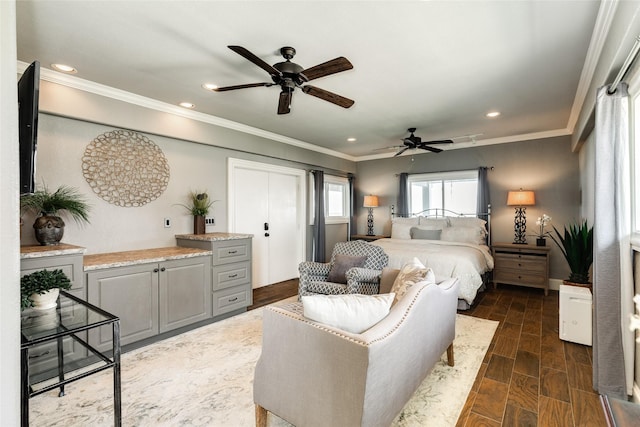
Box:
213 45 354 114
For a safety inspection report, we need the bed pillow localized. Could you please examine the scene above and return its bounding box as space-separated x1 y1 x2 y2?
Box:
441 226 486 245
419 217 450 228
448 216 487 229
392 216 420 226
327 255 367 284
390 257 435 302
410 227 442 240
391 223 413 239
301 293 395 334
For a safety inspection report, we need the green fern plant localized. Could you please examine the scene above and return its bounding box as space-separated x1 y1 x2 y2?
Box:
549 220 594 284
21 269 72 310
20 185 90 224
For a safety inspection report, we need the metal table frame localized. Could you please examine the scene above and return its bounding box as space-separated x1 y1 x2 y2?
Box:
21 290 121 426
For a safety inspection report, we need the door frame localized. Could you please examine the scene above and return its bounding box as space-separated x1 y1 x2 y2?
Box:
227 158 306 279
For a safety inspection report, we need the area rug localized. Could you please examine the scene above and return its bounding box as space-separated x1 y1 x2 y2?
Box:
29 304 497 427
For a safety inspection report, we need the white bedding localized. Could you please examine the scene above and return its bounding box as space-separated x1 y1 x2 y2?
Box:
372 238 494 305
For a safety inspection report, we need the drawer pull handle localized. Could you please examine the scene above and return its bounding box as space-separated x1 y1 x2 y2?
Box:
228 274 238 279
229 297 238 302
228 250 238 255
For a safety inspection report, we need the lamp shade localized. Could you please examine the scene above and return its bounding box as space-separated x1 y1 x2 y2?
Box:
363 195 379 208
506 190 535 206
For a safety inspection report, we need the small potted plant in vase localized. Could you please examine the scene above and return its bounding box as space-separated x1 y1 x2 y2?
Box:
20 185 91 245
535 214 552 246
549 220 594 288
179 190 215 234
21 269 72 311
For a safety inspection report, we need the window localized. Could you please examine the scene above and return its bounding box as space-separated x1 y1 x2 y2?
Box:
309 174 350 224
407 170 478 215
631 68 640 233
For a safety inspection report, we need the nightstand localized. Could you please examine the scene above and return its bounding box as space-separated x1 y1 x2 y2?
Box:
350 234 390 242
491 242 551 296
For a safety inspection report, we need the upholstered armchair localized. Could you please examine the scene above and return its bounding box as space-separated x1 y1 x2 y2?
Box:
298 240 389 297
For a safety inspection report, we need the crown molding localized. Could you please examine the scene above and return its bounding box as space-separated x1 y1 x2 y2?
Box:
17 61 357 162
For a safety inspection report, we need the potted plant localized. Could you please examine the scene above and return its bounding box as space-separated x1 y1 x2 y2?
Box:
20 185 91 245
21 269 72 310
178 190 215 234
549 220 594 287
534 213 552 246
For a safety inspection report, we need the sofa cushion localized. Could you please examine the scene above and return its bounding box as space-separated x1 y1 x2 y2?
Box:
327 254 367 284
390 257 435 302
301 293 395 334
379 267 400 294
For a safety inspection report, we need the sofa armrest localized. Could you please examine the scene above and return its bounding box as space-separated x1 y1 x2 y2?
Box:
345 267 382 294
298 261 331 276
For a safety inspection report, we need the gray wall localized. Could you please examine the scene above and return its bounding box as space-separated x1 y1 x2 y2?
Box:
355 136 581 281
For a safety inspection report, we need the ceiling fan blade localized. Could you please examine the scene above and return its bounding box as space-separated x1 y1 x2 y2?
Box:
302 85 354 108
213 82 273 92
302 57 353 81
394 147 411 157
423 139 454 145
419 145 443 153
277 90 292 115
228 45 282 77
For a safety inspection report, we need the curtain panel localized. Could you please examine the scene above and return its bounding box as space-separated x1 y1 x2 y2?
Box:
397 173 409 217
312 170 326 263
593 82 635 398
476 167 490 221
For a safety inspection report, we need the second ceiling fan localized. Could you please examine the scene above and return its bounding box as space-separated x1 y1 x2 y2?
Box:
393 128 454 156
213 45 354 114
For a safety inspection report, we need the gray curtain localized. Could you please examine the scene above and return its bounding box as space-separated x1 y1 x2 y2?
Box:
398 173 409 217
593 82 634 398
312 170 326 262
348 174 356 239
476 167 490 221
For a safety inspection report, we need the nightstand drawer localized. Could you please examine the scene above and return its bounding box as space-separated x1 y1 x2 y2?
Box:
494 270 547 287
494 256 546 273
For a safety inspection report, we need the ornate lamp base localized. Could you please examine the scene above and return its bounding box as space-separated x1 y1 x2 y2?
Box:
513 206 528 244
367 207 374 236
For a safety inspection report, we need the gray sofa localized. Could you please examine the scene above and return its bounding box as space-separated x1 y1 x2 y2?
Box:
253 275 459 427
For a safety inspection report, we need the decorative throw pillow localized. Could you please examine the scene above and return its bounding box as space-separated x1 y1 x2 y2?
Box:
448 216 487 228
441 226 486 245
379 267 400 294
301 293 395 334
419 217 450 228
327 254 367 284
390 257 435 302
410 227 442 240
391 223 413 239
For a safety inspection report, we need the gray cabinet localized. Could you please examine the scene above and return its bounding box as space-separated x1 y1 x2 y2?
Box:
20 246 87 381
176 236 253 316
87 255 211 350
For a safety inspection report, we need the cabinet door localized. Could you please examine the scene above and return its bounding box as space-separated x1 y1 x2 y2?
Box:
159 256 212 333
87 264 159 351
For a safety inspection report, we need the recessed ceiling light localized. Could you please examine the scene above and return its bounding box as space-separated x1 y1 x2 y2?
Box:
51 63 77 74
179 102 195 109
202 83 218 91
347 137 357 142
486 111 501 118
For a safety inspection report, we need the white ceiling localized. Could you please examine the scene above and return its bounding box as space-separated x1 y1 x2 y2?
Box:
16 1 603 160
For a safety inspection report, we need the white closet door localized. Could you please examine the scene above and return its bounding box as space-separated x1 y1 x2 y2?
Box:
229 159 305 289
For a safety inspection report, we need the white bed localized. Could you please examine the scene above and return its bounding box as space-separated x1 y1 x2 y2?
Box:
371 212 494 309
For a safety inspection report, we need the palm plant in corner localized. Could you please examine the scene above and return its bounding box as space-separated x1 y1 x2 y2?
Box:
549 220 594 287
20 185 91 246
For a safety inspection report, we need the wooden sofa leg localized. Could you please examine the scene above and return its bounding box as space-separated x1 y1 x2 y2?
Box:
446 343 454 367
256 404 268 427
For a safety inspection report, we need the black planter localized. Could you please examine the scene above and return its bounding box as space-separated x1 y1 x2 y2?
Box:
33 215 65 245
536 237 546 247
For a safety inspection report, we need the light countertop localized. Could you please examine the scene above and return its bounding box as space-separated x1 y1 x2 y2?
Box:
84 246 212 271
20 243 87 259
175 232 253 241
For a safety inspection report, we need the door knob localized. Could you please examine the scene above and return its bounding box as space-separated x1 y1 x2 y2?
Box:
265 232 270 237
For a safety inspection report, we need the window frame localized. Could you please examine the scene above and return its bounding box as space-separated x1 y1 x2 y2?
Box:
407 169 479 216
309 173 350 225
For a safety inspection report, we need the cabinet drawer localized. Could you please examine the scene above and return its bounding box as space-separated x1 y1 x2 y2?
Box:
212 262 251 290
212 240 251 265
495 256 546 273
494 270 547 287
213 285 252 316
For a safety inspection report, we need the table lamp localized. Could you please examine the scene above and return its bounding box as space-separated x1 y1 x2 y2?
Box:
506 189 535 244
363 195 379 236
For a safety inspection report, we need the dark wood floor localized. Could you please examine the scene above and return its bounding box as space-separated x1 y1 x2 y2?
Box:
251 280 606 426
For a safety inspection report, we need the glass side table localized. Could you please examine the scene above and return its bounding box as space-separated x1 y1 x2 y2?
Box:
21 290 121 427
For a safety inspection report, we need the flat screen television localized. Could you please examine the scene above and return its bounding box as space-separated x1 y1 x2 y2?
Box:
18 60 40 195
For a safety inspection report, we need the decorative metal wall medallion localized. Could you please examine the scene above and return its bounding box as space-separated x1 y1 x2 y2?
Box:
82 130 170 207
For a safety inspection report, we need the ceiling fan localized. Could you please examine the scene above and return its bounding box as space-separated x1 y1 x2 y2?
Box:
392 128 454 156
212 45 354 114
